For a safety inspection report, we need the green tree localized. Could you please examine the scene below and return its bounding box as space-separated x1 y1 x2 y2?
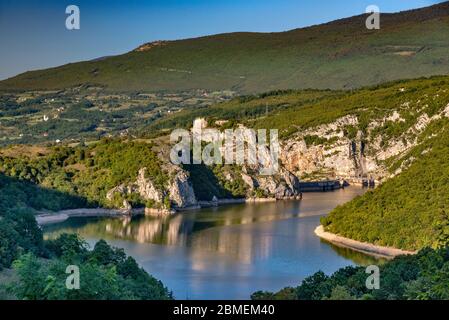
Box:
324 286 355 300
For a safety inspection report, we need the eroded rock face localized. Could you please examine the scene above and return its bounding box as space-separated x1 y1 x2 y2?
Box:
168 170 198 208
106 169 164 204
280 139 361 178
254 169 301 199
106 184 137 201
279 100 449 182
279 114 408 180
107 167 199 210
241 172 257 190
275 182 295 199
281 169 301 193
136 168 163 202
258 176 278 195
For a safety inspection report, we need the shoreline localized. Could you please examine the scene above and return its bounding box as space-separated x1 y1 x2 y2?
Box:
35 183 350 226
35 197 284 226
35 195 412 260
314 225 417 259
35 208 144 226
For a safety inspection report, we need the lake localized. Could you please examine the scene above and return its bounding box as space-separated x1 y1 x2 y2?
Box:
43 186 380 300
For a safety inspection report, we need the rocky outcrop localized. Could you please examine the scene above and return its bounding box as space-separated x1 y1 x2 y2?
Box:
251 169 302 200
106 184 136 201
279 98 449 183
241 172 257 190
281 139 361 178
122 200 132 212
257 176 277 195
104 99 449 213
106 165 199 212
168 169 199 209
280 169 301 196
136 168 164 202
134 40 168 52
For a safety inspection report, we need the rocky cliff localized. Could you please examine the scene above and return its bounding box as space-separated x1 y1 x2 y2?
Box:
281 101 449 182
105 94 449 213
106 165 199 214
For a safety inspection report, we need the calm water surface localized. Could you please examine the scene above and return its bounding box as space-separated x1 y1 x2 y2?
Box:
44 187 380 299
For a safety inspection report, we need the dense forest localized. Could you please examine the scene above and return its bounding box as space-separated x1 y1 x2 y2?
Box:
0 139 167 211
0 162 172 299
0 186 172 299
0 232 172 300
252 247 449 300
17 235 170 300
0 139 172 300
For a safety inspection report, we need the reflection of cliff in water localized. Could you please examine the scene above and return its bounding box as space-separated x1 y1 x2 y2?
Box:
43 187 383 299
44 187 374 266
44 201 305 247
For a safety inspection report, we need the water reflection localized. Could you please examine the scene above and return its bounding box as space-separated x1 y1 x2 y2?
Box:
45 201 308 247
44 187 378 299
323 242 387 266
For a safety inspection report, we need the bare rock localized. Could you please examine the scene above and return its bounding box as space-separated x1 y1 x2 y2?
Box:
258 176 278 194
106 184 137 201
241 172 257 190
122 200 132 212
136 168 164 202
169 169 198 208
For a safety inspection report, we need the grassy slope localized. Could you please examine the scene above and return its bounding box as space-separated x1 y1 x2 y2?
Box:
2 3 449 93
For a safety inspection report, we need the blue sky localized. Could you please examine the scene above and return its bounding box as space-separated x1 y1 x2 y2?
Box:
0 0 444 80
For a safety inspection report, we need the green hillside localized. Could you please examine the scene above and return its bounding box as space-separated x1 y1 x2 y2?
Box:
2 2 449 93
322 123 449 251
140 75 449 140
140 75 449 251
2 74 449 252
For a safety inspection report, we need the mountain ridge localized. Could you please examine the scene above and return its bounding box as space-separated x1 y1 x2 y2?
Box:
1 2 449 93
